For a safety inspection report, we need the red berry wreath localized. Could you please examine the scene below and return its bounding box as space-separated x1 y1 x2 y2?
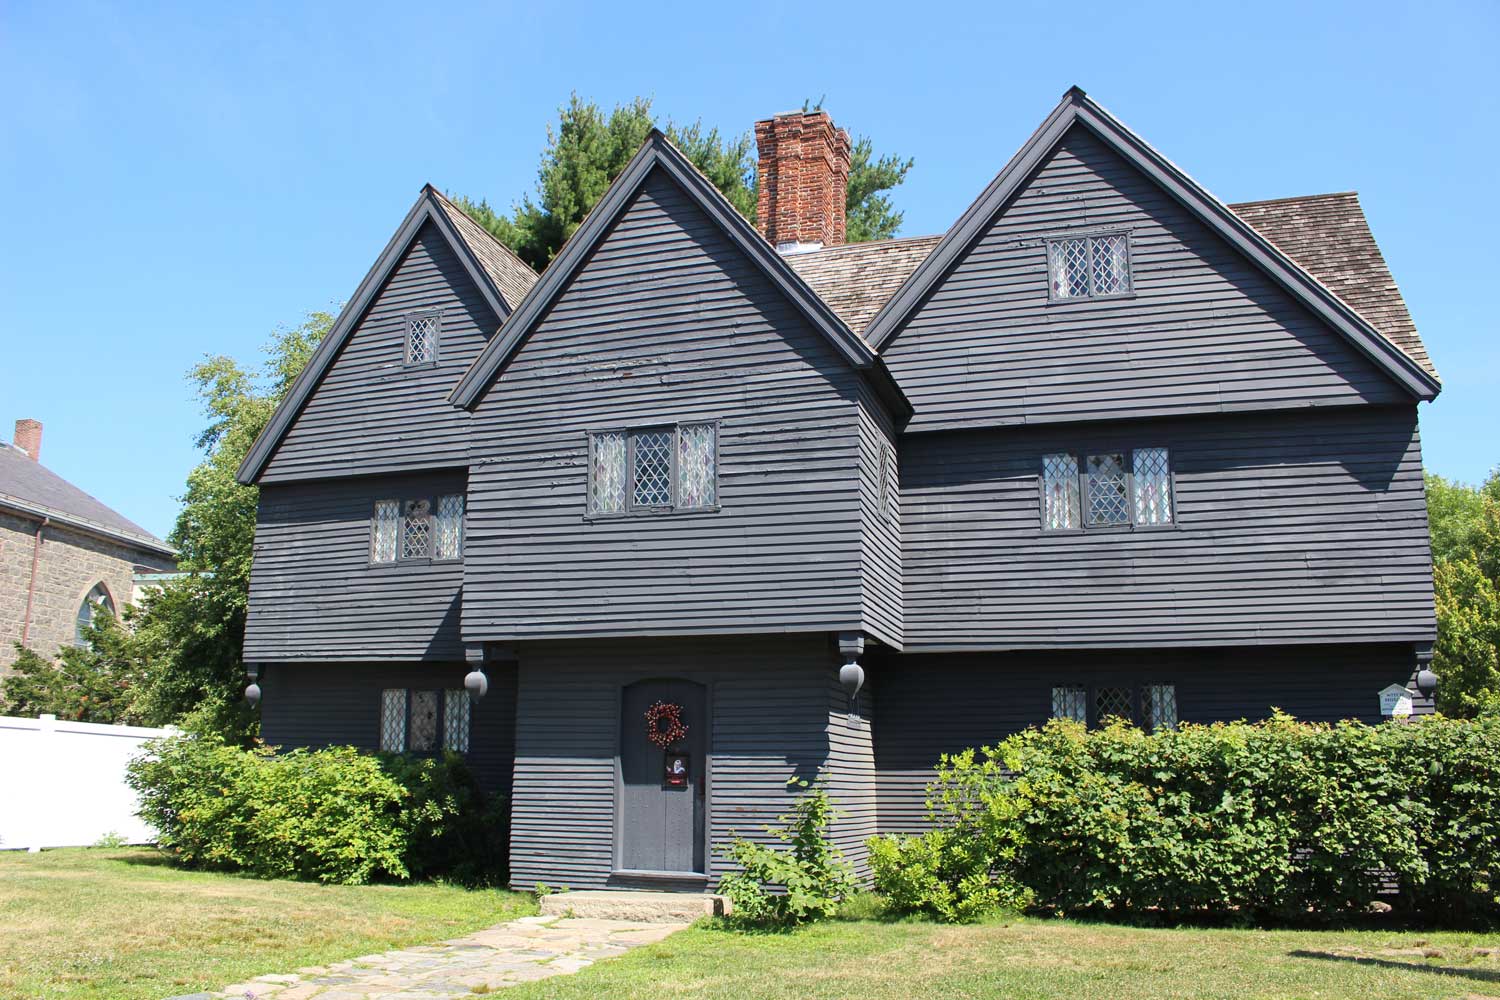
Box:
644 700 688 749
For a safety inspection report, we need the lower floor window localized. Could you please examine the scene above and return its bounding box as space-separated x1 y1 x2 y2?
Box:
380 687 470 753
1050 682 1177 730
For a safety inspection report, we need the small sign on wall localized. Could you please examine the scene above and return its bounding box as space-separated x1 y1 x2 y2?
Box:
664 753 689 788
1379 683 1414 718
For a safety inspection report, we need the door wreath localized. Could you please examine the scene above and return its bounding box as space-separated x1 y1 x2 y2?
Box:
644 700 688 749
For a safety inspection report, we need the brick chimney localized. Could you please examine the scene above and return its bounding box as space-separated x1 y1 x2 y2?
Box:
13 419 41 462
754 110 851 253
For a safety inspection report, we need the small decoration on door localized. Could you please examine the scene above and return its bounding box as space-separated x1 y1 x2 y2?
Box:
644 700 688 749
664 753 689 787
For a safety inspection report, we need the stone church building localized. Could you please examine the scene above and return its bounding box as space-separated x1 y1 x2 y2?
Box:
0 419 177 673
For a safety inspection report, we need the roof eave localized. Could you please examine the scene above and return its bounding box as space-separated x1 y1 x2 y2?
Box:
0 494 177 559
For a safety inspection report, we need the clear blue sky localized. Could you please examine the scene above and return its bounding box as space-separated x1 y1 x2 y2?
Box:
3 0 1497 539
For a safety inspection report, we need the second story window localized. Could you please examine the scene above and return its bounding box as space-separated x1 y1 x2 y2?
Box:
1041 448 1174 532
405 312 439 366
372 493 465 563
1048 232 1131 300
588 423 718 516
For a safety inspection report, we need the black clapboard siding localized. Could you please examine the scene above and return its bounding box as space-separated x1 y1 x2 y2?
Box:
880 125 1409 435
871 644 1430 833
825 672 876 875
257 661 517 794
902 406 1434 649
245 471 467 661
258 221 498 483
507 635 839 891
858 382 903 649
462 169 884 643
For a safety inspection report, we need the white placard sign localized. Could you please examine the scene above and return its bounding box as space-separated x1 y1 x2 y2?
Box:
1379 683 1414 717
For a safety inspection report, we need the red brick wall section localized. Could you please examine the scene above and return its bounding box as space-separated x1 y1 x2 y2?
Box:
754 111 851 249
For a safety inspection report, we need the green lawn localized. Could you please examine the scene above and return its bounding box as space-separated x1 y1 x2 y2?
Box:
505 910 1500 1000
0 847 535 1000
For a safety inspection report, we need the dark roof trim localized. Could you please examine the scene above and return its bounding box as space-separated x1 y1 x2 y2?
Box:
863 87 1441 402
0 493 176 558
449 131 908 417
237 189 516 485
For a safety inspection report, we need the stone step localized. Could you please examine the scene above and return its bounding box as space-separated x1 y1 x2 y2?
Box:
538 889 729 923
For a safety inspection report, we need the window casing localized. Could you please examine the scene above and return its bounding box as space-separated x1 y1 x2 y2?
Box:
1048 232 1132 300
588 423 718 516
1039 448 1174 532
879 444 897 521
379 687 471 753
372 493 465 563
405 312 439 366
1050 682 1177 729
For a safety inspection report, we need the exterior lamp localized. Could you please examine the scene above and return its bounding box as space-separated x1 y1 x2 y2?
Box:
465 666 488 702
1416 666 1438 698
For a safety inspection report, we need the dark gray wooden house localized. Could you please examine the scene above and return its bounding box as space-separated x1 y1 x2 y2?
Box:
238 88 1440 890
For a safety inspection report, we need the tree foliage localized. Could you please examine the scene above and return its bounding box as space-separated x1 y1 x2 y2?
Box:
453 93 912 269
2 615 146 724
1426 468 1500 716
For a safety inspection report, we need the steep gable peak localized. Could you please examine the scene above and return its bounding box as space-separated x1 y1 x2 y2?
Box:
862 88 1440 401
449 130 908 418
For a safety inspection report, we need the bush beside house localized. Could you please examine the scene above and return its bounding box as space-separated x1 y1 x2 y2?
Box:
126 732 507 885
870 715 1500 924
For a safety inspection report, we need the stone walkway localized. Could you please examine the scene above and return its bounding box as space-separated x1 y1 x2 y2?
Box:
179 914 686 1000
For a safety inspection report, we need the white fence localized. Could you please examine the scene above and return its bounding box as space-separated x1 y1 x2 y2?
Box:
0 714 170 850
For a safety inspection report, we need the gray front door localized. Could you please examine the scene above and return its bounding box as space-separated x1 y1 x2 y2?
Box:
619 679 706 874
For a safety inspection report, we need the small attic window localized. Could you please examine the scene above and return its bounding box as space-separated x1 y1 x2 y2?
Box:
1048 232 1132 300
405 312 439 366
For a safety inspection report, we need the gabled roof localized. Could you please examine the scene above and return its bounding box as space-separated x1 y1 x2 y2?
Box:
1229 192 1436 378
449 131 909 416
0 443 175 558
237 187 538 485
861 87 1441 401
786 235 942 336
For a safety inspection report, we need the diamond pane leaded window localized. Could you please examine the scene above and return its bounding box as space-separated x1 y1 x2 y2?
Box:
1143 684 1178 730
407 314 437 364
1049 233 1131 299
410 690 439 752
1095 686 1134 722
380 688 407 751
1087 453 1129 526
443 689 470 752
1049 237 1090 298
402 499 432 559
677 423 717 508
1041 453 1081 530
372 499 400 563
1132 448 1173 526
1052 684 1087 723
632 429 674 507
1091 233 1130 296
435 494 464 560
590 431 627 514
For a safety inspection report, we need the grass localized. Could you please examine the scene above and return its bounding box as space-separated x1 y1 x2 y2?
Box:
0 847 535 1000
503 906 1500 1000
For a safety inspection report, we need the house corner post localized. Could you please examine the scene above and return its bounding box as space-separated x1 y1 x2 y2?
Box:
837 632 865 717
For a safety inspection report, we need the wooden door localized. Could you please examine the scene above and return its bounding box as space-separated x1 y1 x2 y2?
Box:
619 679 706 874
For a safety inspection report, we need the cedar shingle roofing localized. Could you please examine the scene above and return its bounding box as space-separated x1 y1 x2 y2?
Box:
788 194 1435 381
785 235 943 337
1228 192 1435 377
0 442 175 557
430 189 539 310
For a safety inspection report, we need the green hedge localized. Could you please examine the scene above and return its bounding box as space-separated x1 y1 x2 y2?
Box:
126 732 507 885
869 714 1500 923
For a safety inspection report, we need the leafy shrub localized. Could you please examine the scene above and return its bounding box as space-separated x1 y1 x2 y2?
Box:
717 777 855 927
871 715 1500 923
127 731 506 885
